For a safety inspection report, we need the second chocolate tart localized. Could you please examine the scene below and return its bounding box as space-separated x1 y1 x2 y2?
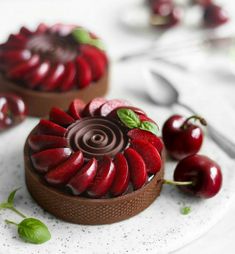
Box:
0 24 109 117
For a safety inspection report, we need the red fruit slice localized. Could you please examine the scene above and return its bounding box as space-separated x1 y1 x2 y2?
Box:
139 114 156 124
28 135 68 152
82 97 107 117
45 151 84 185
49 107 75 126
8 34 27 44
60 61 76 91
87 156 116 198
37 119 67 137
110 153 130 197
107 106 146 119
19 26 33 36
128 129 164 154
0 49 31 64
67 158 98 195
0 40 26 51
7 54 40 79
81 44 107 65
40 64 65 91
75 56 92 89
99 99 131 117
130 139 161 174
36 23 48 33
124 148 147 190
68 99 85 120
81 45 106 81
31 148 71 173
25 61 50 89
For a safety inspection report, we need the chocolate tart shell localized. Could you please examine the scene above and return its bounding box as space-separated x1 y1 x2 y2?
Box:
24 138 164 225
0 71 109 118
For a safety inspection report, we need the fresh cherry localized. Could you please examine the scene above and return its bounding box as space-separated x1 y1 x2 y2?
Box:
162 115 207 160
194 0 212 7
0 93 27 131
165 154 222 198
149 0 181 28
203 3 229 28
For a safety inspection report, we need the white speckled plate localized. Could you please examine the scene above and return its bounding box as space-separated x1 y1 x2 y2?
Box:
0 112 234 254
0 1 235 253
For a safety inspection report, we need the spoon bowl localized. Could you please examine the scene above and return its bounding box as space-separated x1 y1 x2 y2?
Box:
143 66 179 107
143 65 235 159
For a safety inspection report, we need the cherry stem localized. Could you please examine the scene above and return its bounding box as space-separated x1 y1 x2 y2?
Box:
5 219 18 226
10 207 27 219
163 179 193 186
181 115 207 130
150 15 169 25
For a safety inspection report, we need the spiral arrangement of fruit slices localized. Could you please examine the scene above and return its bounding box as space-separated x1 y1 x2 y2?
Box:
0 23 107 92
28 98 164 198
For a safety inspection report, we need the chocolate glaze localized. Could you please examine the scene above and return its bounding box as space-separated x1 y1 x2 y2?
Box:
26 33 78 63
66 117 128 159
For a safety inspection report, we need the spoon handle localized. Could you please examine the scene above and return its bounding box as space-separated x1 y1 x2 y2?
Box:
178 102 235 159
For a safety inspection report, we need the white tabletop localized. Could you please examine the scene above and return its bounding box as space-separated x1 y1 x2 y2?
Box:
0 0 235 253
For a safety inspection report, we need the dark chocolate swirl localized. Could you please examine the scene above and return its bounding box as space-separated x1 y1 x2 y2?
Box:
66 117 128 159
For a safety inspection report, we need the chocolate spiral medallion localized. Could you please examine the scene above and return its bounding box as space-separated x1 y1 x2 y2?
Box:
26 32 78 63
66 117 128 159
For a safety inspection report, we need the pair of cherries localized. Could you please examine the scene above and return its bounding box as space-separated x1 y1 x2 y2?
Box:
148 0 229 29
162 114 222 199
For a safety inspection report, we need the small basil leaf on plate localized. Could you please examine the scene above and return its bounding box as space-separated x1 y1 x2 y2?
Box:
18 218 51 244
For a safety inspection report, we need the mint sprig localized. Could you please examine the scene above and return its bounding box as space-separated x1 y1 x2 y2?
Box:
140 121 159 135
117 109 141 129
72 28 105 51
0 188 51 244
117 108 159 135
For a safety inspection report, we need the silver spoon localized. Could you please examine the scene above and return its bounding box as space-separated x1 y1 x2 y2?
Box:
143 66 235 159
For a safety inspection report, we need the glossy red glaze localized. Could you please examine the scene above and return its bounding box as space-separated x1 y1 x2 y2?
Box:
130 139 162 174
124 148 147 190
67 158 98 195
110 153 130 196
45 151 84 185
127 129 164 155
31 148 72 173
87 156 116 198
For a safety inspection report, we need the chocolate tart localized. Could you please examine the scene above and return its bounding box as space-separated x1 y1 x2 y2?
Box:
0 24 109 117
0 71 108 117
24 98 165 225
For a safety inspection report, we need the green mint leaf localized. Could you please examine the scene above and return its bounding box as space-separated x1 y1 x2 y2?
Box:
72 28 105 51
89 39 106 51
72 28 90 44
7 187 21 205
18 218 51 244
139 121 159 135
117 109 141 129
180 206 191 215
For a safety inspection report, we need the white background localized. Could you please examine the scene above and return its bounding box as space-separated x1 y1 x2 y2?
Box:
0 0 235 253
